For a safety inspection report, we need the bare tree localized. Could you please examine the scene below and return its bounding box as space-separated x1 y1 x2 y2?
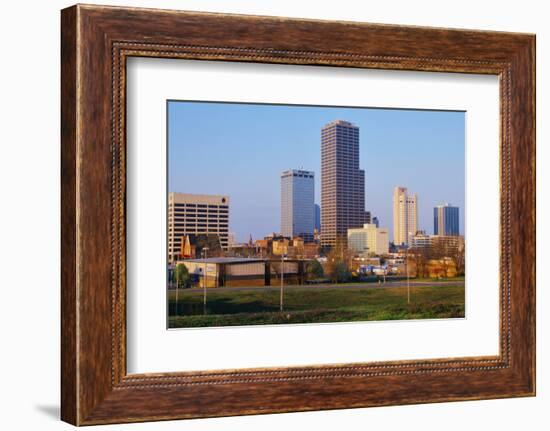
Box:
430 240 449 278
410 246 429 278
451 243 466 276
430 238 464 278
325 236 353 283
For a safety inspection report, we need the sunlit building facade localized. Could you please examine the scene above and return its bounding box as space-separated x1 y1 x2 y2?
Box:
393 186 418 246
168 192 229 264
347 223 389 256
320 120 366 248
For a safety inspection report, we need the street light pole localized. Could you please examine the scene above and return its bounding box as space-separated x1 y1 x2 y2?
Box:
280 253 284 312
406 247 410 304
202 247 209 314
406 232 412 304
174 265 178 316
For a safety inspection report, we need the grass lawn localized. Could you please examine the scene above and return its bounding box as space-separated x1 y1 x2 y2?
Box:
168 283 465 328
412 276 465 283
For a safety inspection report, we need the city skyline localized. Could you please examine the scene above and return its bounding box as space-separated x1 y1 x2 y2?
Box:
168 101 465 242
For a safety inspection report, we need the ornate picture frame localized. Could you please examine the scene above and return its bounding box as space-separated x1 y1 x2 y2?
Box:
61 4 535 425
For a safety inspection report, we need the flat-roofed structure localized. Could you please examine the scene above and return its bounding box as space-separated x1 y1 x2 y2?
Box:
180 257 266 288
347 223 389 256
430 235 465 255
411 231 431 249
410 233 465 257
176 257 306 287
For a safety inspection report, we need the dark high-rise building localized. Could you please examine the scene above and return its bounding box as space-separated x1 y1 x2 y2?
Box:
434 203 460 236
364 210 371 224
320 120 365 248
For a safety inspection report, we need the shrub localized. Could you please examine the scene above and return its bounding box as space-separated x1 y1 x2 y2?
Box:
306 260 324 279
174 263 190 288
332 262 351 283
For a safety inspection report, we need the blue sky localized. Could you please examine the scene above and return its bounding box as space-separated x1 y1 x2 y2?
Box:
168 101 465 243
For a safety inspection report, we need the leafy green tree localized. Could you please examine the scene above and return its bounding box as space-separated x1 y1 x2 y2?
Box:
333 262 351 283
306 260 324 279
174 263 190 289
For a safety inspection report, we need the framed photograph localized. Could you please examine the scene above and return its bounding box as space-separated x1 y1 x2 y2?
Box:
61 4 535 425
164 102 466 330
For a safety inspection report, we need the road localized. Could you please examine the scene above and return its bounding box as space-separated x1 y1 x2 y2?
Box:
180 279 465 293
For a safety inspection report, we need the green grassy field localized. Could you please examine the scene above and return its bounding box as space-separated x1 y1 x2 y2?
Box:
168 283 465 328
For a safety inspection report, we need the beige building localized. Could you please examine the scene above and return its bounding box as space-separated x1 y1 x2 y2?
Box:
180 257 266 288
272 238 290 256
410 233 465 257
411 231 431 249
347 223 389 256
393 186 417 246
430 235 465 255
168 192 229 264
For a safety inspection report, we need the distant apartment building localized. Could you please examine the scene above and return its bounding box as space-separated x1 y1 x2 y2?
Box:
364 210 372 224
411 231 431 249
168 192 229 264
281 169 315 242
303 242 321 258
431 235 465 255
410 232 465 256
393 186 418 246
347 223 389 256
320 120 366 248
434 203 460 236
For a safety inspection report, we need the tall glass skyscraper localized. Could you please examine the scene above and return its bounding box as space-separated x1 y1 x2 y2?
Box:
281 169 315 242
320 120 365 248
434 203 460 236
